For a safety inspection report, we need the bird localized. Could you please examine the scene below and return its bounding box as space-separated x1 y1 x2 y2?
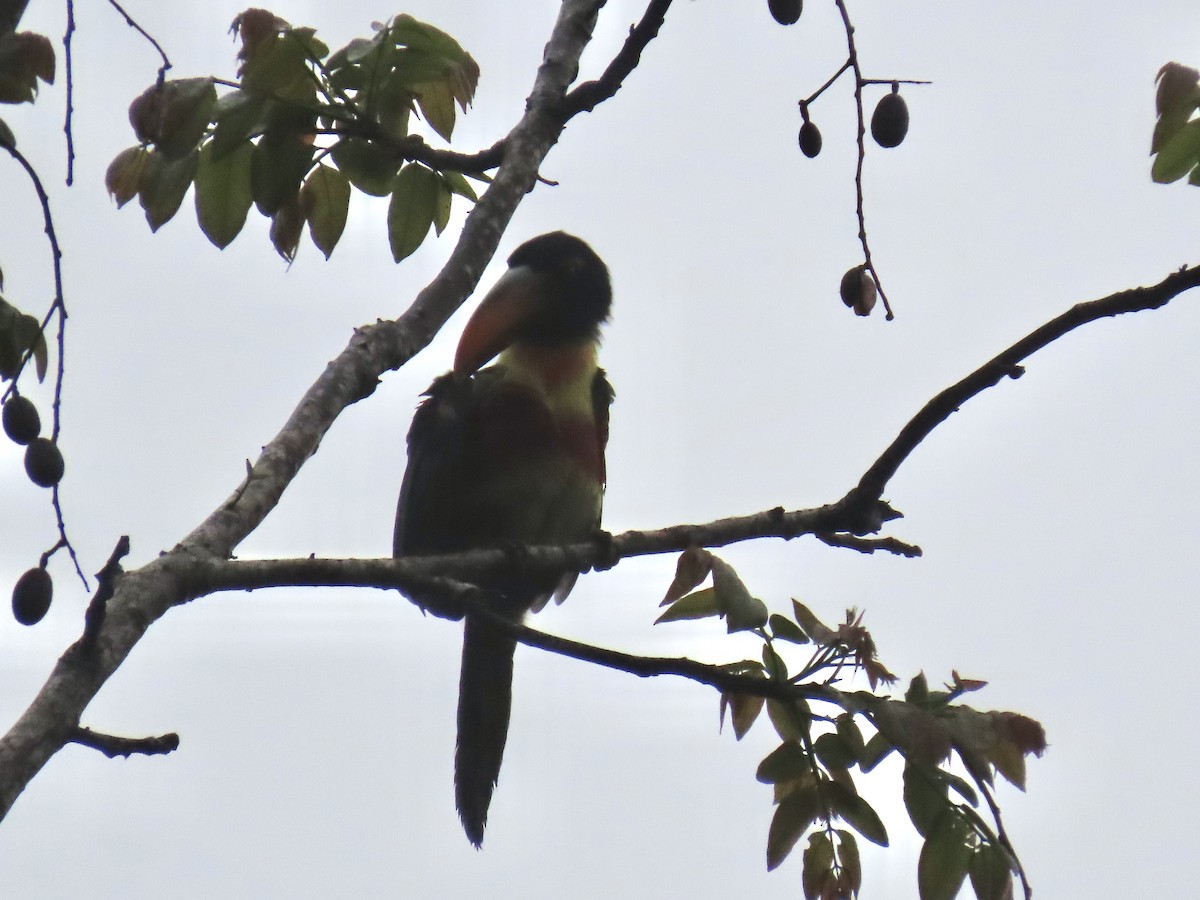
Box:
393 231 613 847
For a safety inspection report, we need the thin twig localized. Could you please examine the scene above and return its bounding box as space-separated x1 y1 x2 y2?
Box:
62 0 76 185
105 0 171 83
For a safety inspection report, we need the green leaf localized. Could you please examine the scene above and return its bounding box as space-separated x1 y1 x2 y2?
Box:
0 31 55 104
968 843 1015 900
301 163 351 259
654 587 719 624
721 691 764 740
813 732 856 770
251 131 315 215
711 556 768 633
440 169 478 202
388 163 439 262
917 812 973 900
270 195 306 262
432 174 452 236
801 831 834 899
194 140 253 249
903 762 949 838
330 137 400 197
139 148 199 232
936 769 979 808
0 296 46 382
825 781 889 847
768 613 809 644
157 77 217 159
766 787 820 871
105 146 148 208
835 830 863 897
766 698 809 742
858 731 894 773
756 741 810 785
210 91 269 161
239 30 318 104
1152 119 1200 184
414 78 456 141
836 713 866 758
761 643 788 681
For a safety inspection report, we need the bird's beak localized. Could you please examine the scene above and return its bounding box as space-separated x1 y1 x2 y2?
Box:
453 265 545 377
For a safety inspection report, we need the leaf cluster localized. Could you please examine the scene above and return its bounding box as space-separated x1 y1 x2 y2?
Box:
1151 62 1200 185
657 549 1045 899
104 9 482 262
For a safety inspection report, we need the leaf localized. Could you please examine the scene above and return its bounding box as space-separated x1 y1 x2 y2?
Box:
801 831 834 899
836 713 866 758
720 691 764 740
858 731 894 773
767 698 809 742
194 140 254 249
105 146 148 208
330 137 400 197
210 91 269 160
824 780 889 847
157 78 217 159
711 556 768 633
917 812 972 900
414 78 457 141
387 163 439 262
766 786 820 871
792 599 835 644
761 643 788 681
139 148 199 232
662 547 712 604
0 32 55 104
0 297 47 382
968 843 1015 900
767 613 809 644
903 762 949 838
835 830 863 897
756 741 810 785
250 131 314 215
440 169 478 201
813 732 856 770
654 587 719 623
1151 119 1200 184
269 194 307 263
301 163 351 259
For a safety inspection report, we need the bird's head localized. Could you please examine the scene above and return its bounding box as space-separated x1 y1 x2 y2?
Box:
453 232 612 378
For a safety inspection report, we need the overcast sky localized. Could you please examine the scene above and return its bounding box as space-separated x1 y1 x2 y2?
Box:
2 1 1199 897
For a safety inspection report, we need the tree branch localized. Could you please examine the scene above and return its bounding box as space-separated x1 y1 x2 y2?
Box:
69 727 179 760
0 0 608 824
851 264 1200 503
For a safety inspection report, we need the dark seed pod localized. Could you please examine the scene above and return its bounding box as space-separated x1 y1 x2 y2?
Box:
24 437 65 488
768 0 802 26
3 395 41 445
871 89 909 149
839 265 878 317
12 567 52 626
798 120 823 158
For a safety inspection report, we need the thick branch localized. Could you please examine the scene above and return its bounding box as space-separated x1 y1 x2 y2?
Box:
69 727 179 759
0 0 608 824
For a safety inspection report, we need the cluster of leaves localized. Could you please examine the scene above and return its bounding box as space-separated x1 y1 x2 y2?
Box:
1151 62 1200 185
657 548 1045 900
105 9 483 262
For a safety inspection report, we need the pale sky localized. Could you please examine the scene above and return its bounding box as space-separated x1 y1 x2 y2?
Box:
2 2 1199 898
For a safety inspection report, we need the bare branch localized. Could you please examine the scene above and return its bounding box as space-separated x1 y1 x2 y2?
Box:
852 264 1200 503
69 727 179 759
561 0 675 116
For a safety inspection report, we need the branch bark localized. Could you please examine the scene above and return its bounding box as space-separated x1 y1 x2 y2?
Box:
0 0 610 823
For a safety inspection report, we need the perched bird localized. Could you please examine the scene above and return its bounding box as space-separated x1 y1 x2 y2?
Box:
394 231 613 846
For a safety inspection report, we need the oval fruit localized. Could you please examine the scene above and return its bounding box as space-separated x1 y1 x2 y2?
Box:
798 120 823 158
24 437 65 488
2 395 40 445
12 567 52 626
768 0 802 26
871 90 909 148
839 265 878 317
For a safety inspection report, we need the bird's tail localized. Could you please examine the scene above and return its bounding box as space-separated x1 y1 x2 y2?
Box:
455 615 519 847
